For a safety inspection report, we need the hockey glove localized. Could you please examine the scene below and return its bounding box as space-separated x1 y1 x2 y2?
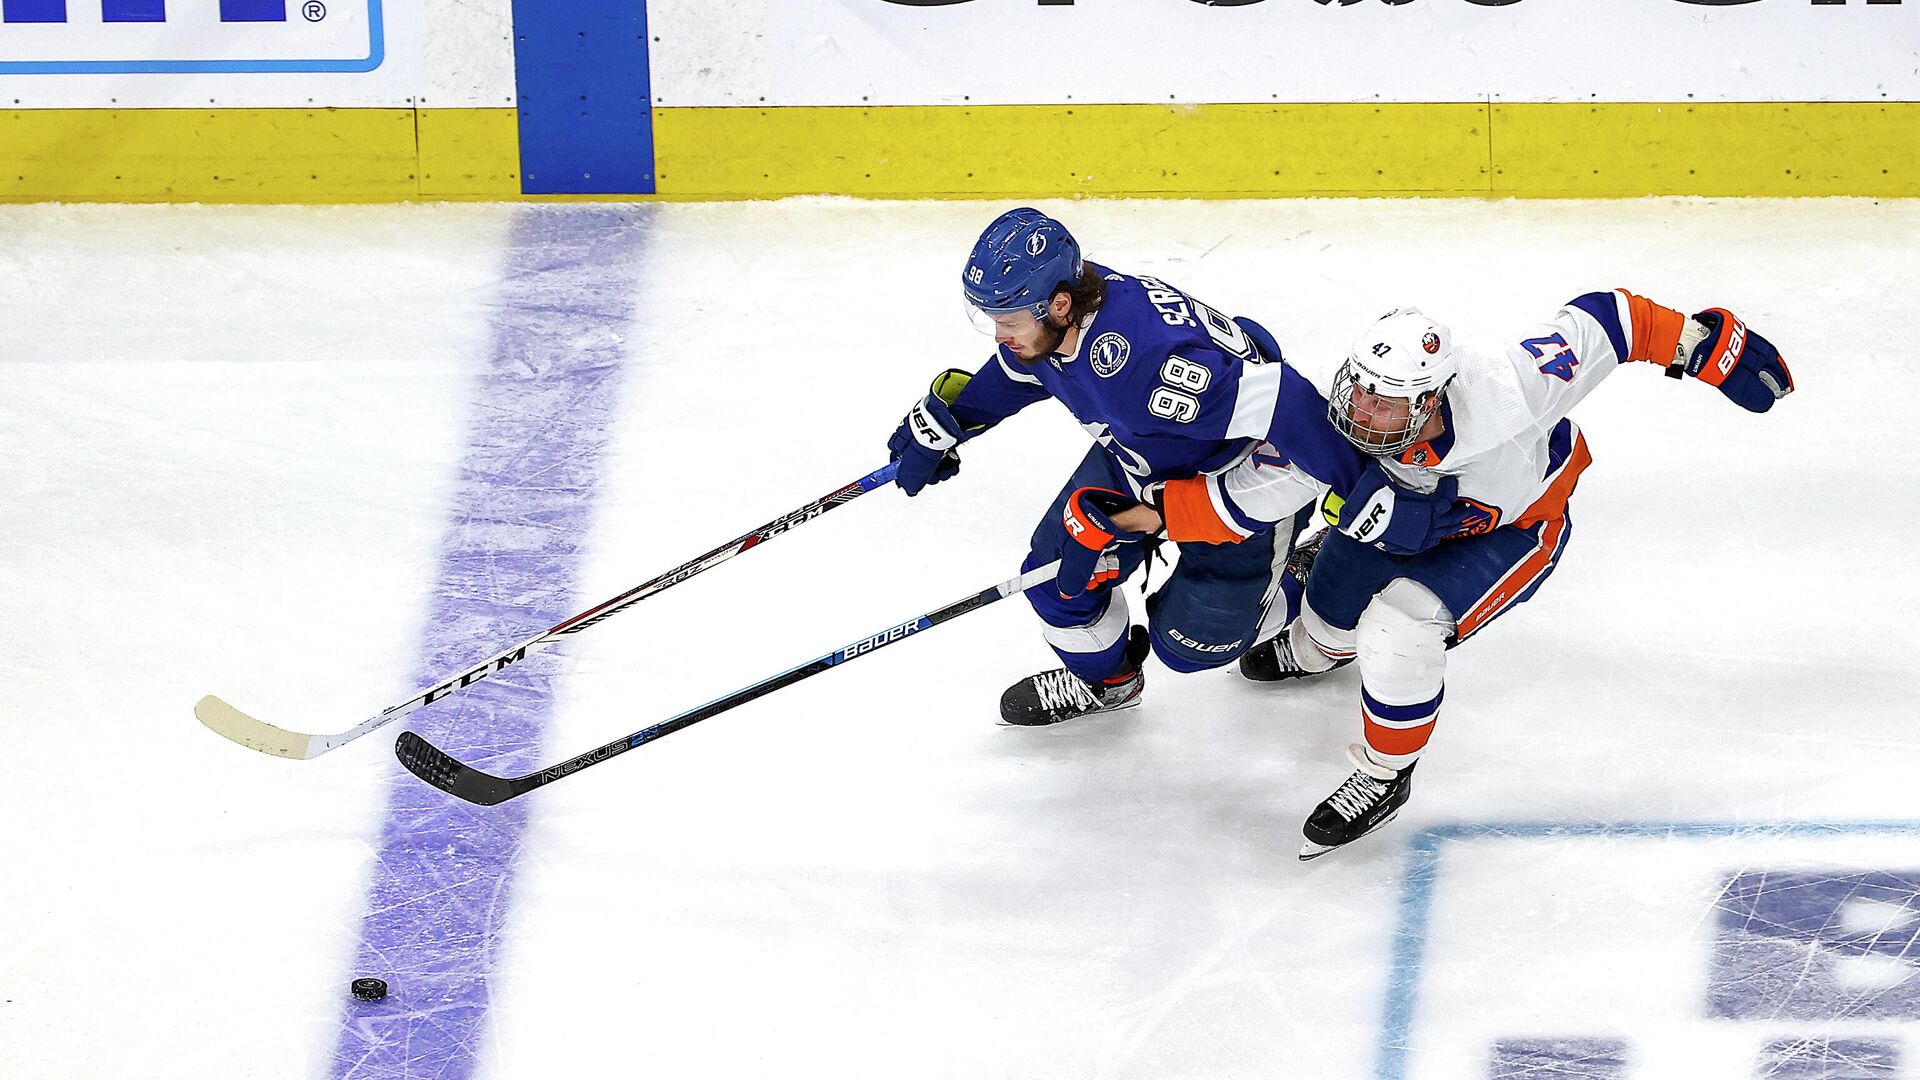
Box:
1057 487 1150 599
1672 309 1794 413
1335 463 1465 556
887 392 965 496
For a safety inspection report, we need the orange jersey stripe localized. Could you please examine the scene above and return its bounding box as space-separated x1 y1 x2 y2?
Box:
1515 430 1592 530
1619 290 1688 365
1160 475 1248 545
1455 515 1568 641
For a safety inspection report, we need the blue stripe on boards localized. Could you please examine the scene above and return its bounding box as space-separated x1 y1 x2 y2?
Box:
330 206 651 1080
510 0 655 195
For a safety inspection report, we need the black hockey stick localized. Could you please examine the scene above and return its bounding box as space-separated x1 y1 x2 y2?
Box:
395 558 1064 805
197 462 902 759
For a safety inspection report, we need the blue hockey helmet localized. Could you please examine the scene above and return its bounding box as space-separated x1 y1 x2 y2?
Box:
961 208 1083 331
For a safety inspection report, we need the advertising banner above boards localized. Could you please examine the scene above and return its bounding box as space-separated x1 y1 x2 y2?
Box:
648 0 1920 106
0 0 515 107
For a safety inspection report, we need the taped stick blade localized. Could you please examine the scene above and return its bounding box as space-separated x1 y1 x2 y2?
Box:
394 731 518 806
195 695 314 759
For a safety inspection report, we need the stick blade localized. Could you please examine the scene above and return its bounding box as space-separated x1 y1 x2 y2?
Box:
394 731 519 806
195 695 315 759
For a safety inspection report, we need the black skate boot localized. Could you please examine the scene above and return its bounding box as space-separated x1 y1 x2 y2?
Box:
1299 745 1416 860
999 626 1149 727
1237 627 1353 683
1239 531 1351 682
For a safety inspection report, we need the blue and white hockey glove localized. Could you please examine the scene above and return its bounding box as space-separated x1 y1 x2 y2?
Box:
887 369 980 496
1334 463 1464 557
887 392 965 496
1673 309 1795 414
1057 487 1150 599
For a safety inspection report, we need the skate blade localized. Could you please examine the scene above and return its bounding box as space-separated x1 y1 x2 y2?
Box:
1298 808 1402 862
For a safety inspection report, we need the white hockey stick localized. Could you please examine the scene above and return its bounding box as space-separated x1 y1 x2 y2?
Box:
196 463 900 759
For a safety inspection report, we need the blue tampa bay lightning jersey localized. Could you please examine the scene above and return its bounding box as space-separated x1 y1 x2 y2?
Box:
947 263 1365 509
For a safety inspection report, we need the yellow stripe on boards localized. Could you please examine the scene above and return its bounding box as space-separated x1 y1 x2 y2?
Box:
1491 102 1920 198
652 101 1920 200
418 108 523 199
2 101 1915 202
0 108 520 203
653 104 1495 199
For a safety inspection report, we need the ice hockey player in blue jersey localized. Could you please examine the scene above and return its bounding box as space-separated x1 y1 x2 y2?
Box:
886 207 1369 726
1234 297 1795 860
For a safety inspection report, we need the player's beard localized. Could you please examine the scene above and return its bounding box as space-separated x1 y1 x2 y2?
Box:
1013 314 1072 363
1343 394 1419 450
1350 418 1405 450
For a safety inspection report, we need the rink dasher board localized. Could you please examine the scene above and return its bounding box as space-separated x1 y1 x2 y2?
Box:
1380 821 1920 1080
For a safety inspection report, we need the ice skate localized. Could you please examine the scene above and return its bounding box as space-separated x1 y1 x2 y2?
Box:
1237 627 1353 683
999 626 1149 726
1239 531 1351 682
1299 744 1415 860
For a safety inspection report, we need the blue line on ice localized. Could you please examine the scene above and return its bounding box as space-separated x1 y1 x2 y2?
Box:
330 206 648 1080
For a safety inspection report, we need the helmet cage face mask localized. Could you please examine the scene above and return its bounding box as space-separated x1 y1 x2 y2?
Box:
1328 308 1457 455
1328 358 1448 455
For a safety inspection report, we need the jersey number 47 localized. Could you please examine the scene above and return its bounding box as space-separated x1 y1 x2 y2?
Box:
1524 333 1580 382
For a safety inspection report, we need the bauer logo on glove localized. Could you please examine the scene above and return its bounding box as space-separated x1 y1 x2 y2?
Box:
1673 308 1794 413
886 391 965 496
1335 464 1466 557
1056 487 1150 599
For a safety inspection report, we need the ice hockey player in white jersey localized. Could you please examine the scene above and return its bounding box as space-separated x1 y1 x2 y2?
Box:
1232 293 1794 859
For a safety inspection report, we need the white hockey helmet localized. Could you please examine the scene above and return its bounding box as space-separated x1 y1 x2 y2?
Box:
1328 308 1457 455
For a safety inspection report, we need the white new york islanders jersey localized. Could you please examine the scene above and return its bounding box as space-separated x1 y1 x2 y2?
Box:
1159 291 1664 545
1369 290 1652 533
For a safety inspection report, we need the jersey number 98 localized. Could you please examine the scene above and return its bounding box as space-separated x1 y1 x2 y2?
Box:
1149 356 1212 422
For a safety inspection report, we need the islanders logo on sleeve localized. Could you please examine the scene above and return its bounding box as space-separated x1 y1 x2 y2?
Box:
1089 333 1131 378
1449 497 1502 538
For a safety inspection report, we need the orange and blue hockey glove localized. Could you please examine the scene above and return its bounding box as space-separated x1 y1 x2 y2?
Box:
1057 487 1150 599
1673 309 1794 414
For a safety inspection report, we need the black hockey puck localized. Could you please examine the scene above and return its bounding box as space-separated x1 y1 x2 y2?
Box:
350 978 388 1002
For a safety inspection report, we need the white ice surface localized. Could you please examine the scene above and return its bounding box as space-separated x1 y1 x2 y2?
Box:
1 197 1916 1080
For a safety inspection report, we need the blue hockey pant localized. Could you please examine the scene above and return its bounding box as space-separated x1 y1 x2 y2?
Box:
1021 446 1308 682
